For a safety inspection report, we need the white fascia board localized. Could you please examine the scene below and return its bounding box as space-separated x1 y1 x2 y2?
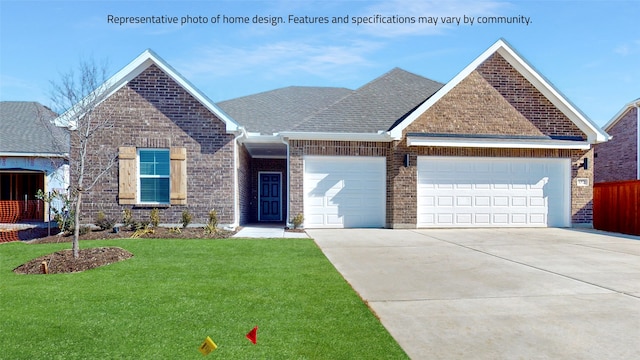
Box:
278 131 393 142
602 98 640 131
406 136 591 150
239 133 283 144
0 152 69 158
55 49 240 133
390 39 610 144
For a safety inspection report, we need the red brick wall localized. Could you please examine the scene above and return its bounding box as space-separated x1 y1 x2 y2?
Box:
77 65 236 225
595 107 638 182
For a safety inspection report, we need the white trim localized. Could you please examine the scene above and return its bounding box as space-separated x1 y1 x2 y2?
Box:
137 148 170 205
602 98 640 131
390 39 610 144
278 131 392 142
258 171 283 222
55 49 240 133
0 152 68 158
406 136 591 150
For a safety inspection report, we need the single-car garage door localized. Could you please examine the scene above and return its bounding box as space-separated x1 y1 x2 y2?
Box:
304 156 386 228
417 157 570 227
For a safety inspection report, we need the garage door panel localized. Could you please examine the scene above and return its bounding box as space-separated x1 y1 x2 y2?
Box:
304 156 386 228
417 157 569 227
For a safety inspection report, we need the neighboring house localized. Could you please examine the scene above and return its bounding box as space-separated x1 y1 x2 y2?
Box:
0 101 69 222
594 99 640 183
61 39 609 229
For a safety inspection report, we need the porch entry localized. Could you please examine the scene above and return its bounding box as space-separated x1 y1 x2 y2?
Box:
258 172 282 222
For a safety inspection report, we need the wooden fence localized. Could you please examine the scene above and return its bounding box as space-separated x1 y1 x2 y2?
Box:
593 180 640 236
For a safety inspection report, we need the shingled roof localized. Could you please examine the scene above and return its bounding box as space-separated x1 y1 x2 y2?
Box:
217 68 443 135
0 101 69 155
217 86 353 134
292 68 443 133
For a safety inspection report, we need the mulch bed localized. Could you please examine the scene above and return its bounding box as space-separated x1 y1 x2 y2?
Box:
11 226 237 275
13 247 133 275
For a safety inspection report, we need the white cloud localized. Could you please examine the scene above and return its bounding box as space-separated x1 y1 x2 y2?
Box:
176 39 381 80
614 39 640 56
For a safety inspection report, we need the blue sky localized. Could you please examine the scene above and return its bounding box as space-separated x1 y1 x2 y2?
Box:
1 0 638 127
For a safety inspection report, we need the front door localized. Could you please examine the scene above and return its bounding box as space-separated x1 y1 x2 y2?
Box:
259 172 282 221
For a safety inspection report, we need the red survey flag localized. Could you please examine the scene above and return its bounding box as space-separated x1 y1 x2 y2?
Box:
246 326 258 344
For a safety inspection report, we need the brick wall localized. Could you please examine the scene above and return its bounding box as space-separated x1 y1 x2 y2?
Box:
594 107 638 182
76 65 236 225
238 144 251 225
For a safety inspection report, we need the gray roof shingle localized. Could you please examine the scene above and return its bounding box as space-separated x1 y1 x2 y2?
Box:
292 68 443 133
0 101 69 155
217 68 443 134
217 86 353 134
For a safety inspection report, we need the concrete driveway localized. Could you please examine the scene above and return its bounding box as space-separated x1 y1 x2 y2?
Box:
307 228 640 360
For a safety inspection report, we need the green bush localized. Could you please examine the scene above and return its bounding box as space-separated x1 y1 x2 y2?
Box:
95 211 115 231
181 209 192 229
150 208 160 228
291 213 304 229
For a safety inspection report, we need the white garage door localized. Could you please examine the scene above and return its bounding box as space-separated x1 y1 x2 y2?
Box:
417 157 570 227
304 156 386 228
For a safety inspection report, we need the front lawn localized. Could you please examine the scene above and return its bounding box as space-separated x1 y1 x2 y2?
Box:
0 238 408 359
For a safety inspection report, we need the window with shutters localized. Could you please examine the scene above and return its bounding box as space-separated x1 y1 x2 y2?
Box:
118 146 187 206
138 149 170 204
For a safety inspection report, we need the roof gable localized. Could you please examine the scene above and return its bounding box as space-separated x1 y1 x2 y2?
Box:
602 98 640 131
55 49 239 132
390 39 610 143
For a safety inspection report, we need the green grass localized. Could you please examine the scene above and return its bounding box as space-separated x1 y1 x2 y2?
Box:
0 239 408 359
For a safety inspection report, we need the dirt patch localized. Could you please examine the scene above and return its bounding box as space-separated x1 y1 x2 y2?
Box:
13 247 133 274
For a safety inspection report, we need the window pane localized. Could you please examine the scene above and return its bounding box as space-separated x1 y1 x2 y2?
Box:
140 178 170 203
139 149 169 176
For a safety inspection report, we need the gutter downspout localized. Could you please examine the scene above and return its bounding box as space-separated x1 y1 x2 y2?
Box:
230 127 247 230
281 136 291 227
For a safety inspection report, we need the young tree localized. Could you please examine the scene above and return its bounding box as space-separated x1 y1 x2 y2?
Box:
50 58 117 258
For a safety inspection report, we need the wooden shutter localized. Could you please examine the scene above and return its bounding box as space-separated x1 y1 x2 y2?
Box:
118 147 137 205
170 147 187 205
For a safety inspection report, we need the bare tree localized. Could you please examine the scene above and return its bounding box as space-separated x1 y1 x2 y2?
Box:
50 57 117 258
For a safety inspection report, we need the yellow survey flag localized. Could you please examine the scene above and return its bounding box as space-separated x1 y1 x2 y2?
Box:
198 336 217 356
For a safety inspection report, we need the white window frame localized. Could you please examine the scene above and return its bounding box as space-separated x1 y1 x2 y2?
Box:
137 148 170 205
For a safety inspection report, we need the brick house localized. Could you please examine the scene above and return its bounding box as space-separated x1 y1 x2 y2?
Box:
594 99 640 183
60 39 609 228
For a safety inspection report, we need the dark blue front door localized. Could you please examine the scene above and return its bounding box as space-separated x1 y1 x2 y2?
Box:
259 173 281 221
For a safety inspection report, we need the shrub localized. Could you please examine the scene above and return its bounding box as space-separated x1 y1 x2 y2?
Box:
95 211 115 231
122 208 134 228
204 209 218 235
150 208 160 228
291 213 304 229
181 209 192 229
78 225 91 236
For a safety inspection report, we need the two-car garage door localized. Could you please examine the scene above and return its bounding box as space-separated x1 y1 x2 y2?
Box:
417 157 571 227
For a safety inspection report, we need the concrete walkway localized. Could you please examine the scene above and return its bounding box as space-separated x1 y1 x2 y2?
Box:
233 224 309 238
307 228 640 360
